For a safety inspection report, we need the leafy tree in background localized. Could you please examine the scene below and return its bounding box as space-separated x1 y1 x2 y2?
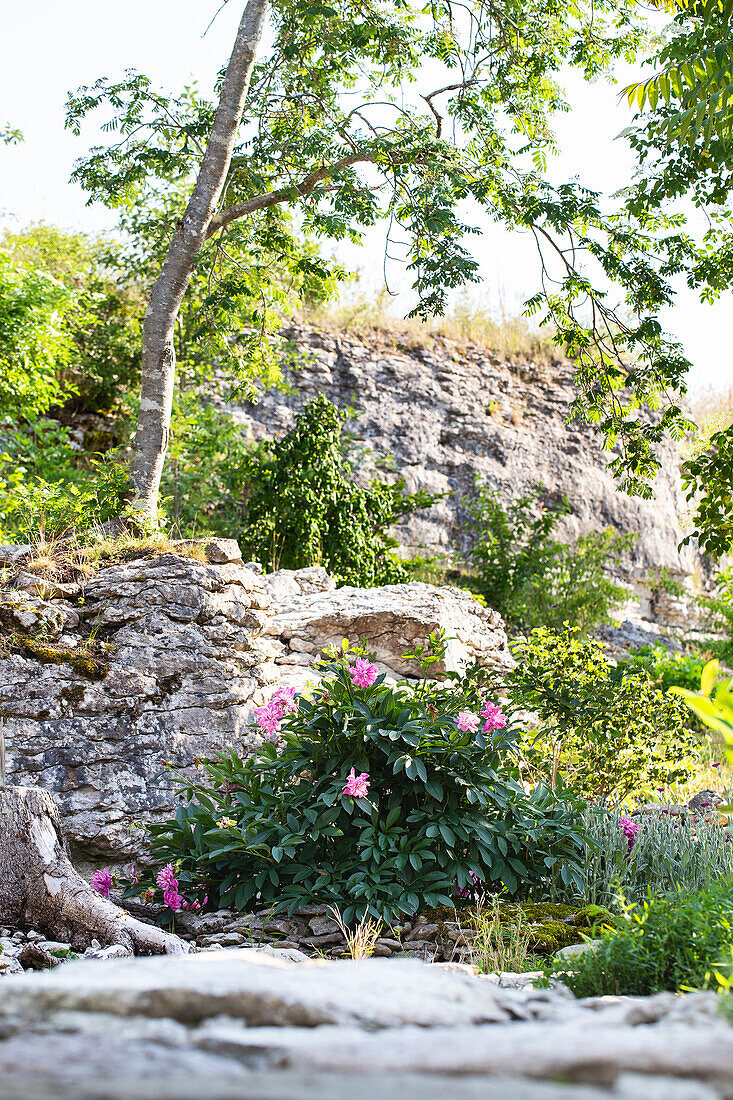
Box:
1 224 141 412
466 483 633 631
0 253 76 420
624 0 733 556
66 0 705 526
238 394 436 585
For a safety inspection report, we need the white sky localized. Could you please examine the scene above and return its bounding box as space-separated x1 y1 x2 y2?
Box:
1 0 731 393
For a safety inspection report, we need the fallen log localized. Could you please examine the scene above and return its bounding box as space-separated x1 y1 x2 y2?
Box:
0 785 190 955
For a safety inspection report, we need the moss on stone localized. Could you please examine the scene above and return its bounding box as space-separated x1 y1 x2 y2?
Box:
423 899 614 956
19 637 108 681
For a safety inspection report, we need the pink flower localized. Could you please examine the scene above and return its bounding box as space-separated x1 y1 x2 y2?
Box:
273 685 297 714
619 816 639 855
90 869 112 899
126 863 140 884
254 699 284 739
713 762 722 770
455 710 479 733
163 888 184 911
156 865 178 891
343 767 370 798
480 701 507 733
348 657 379 688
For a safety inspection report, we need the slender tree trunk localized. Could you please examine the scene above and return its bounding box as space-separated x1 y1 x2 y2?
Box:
0 786 190 954
129 0 269 524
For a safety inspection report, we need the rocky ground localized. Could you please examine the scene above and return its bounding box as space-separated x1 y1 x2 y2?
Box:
0 947 730 1099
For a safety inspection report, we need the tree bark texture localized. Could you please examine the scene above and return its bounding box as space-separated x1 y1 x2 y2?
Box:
0 786 190 954
129 0 269 523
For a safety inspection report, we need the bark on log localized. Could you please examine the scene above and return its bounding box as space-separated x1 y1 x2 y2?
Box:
0 786 190 954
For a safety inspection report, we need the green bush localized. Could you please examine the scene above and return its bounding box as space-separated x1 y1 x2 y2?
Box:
506 627 701 800
562 806 733 909
550 881 733 996
135 640 587 923
613 644 706 693
465 482 633 632
238 395 438 587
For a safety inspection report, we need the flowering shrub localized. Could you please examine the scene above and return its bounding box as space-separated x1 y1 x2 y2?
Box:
136 643 587 923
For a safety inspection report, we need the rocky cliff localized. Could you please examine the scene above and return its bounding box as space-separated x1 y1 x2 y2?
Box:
224 324 699 599
0 540 509 866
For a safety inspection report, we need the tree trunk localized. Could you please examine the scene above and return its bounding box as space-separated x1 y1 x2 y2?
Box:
0 786 190 954
129 0 269 525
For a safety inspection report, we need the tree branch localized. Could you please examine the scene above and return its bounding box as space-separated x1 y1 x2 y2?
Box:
207 152 374 235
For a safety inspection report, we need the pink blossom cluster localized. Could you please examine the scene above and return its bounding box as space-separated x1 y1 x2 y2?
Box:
90 868 112 899
619 817 639 855
348 657 379 688
455 711 479 732
343 767 370 798
156 864 185 911
254 685 298 740
454 702 506 735
480 701 506 733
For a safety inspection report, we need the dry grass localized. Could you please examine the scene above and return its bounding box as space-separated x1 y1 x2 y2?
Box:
464 901 537 975
690 387 733 434
296 287 558 363
1 529 211 586
328 906 383 959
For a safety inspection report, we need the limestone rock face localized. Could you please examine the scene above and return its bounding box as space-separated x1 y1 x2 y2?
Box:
0 543 508 863
225 325 698 587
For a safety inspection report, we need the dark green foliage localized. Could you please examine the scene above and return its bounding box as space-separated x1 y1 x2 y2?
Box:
465 482 633 632
238 395 437 586
551 881 733 996
506 627 701 799
137 647 586 923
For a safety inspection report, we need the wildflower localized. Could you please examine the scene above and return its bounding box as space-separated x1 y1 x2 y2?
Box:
141 888 156 904
455 710 479 733
713 762 722 770
348 657 379 688
156 864 178 891
90 868 112 899
343 767 370 798
217 816 237 829
619 816 639 855
126 863 140 884
480 701 506 733
163 887 184 911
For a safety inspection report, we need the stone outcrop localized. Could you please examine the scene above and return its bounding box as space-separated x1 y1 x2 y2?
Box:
0 541 509 865
225 325 701 595
0 949 729 1099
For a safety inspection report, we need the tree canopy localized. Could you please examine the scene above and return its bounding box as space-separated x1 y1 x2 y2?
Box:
65 0 705 506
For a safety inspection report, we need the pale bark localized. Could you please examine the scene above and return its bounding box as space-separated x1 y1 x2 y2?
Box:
0 786 190 954
129 0 269 524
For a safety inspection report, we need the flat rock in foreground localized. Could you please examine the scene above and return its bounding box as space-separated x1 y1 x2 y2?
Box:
0 949 729 1099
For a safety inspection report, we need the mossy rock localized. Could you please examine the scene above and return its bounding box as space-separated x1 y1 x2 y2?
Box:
19 637 108 681
421 899 616 957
